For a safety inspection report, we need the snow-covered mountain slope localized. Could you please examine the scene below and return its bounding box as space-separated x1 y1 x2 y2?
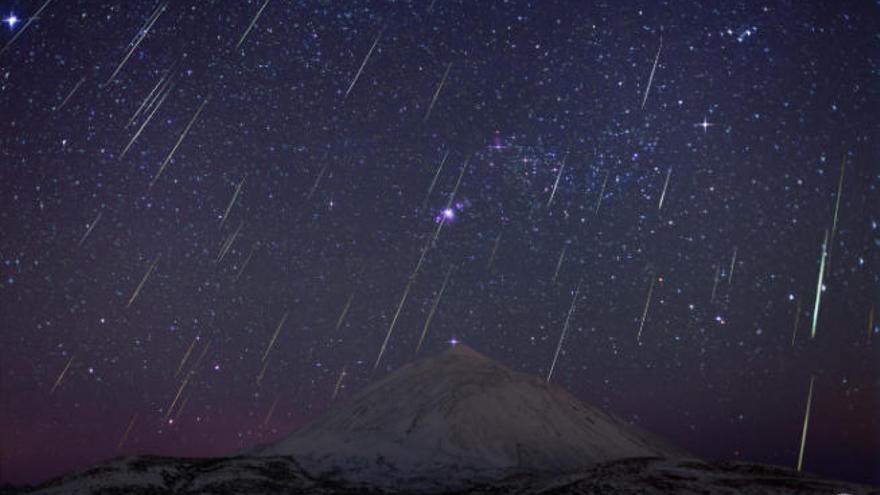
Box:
251 344 683 487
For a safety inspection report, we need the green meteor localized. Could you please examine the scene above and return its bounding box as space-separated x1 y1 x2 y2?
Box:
810 231 828 339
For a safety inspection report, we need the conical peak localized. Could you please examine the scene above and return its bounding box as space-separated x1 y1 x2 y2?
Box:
443 343 490 361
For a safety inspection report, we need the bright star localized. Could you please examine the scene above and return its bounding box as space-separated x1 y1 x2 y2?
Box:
4 14 18 29
448 337 460 346
694 115 715 133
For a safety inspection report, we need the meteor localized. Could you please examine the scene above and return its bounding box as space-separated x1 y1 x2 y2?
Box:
415 265 453 354
335 291 354 331
331 367 347 400
150 96 211 188
657 167 671 210
710 264 720 304
117 413 138 449
641 36 662 109
827 153 846 265
49 356 74 395
127 254 161 308
791 296 801 346
486 232 502 272
263 396 279 426
164 374 190 420
220 177 245 227
728 247 738 285
595 169 609 214
256 357 271 386
121 80 174 159
796 376 815 472
344 28 382 100
547 283 581 382
104 3 166 86
78 211 103 247
234 242 258 282
236 0 271 50
423 62 452 123
175 336 198 377
810 231 828 339
636 278 656 344
551 245 567 285
547 152 568 208
262 312 289 362
422 150 449 209
216 221 243 264
306 161 330 200
374 278 413 370
55 77 86 112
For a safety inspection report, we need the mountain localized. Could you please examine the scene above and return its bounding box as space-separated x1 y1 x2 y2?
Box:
250 344 683 488
19 345 878 494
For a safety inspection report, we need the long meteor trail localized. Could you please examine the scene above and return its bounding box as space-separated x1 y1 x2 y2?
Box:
796 376 815 472
49 356 74 395
127 254 161 307
374 278 413 370
422 150 449 209
220 177 245 227
236 0 271 49
636 278 656 343
641 36 662 109
547 283 581 383
423 62 452 123
658 167 672 210
546 153 567 208
262 312 289 362
78 211 103 247
344 28 382 100
810 231 828 339
415 265 454 354
104 3 166 86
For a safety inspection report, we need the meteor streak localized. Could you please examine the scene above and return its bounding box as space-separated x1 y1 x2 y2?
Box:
150 96 211 188
374 278 413 370
547 283 581 382
164 374 190 420
117 413 138 449
78 211 103 247
127 254 161 308
486 232 502 271
216 221 243 263
256 357 270 385
306 161 330 200
126 69 172 127
710 264 720 303
55 77 86 112
796 376 815 472
335 291 354 331
49 356 74 395
657 167 671 210
344 28 382 99
220 177 245 227
262 312 288 362
641 36 662 109
263 396 279 426
415 265 453 354
546 153 567 208
551 245 567 284
103 3 166 86
422 150 448 209
121 80 174 159
175 336 198 377
595 169 609 214
423 62 452 122
234 242 258 282
331 367 347 400
636 278 656 343
728 247 738 285
810 231 828 339
827 153 846 265
791 296 801 346
236 0 270 49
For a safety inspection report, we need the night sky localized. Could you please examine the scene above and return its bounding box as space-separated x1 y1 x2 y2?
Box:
1 0 878 487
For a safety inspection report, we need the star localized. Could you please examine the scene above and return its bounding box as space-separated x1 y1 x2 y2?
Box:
694 115 716 133
448 337 460 347
4 14 18 29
